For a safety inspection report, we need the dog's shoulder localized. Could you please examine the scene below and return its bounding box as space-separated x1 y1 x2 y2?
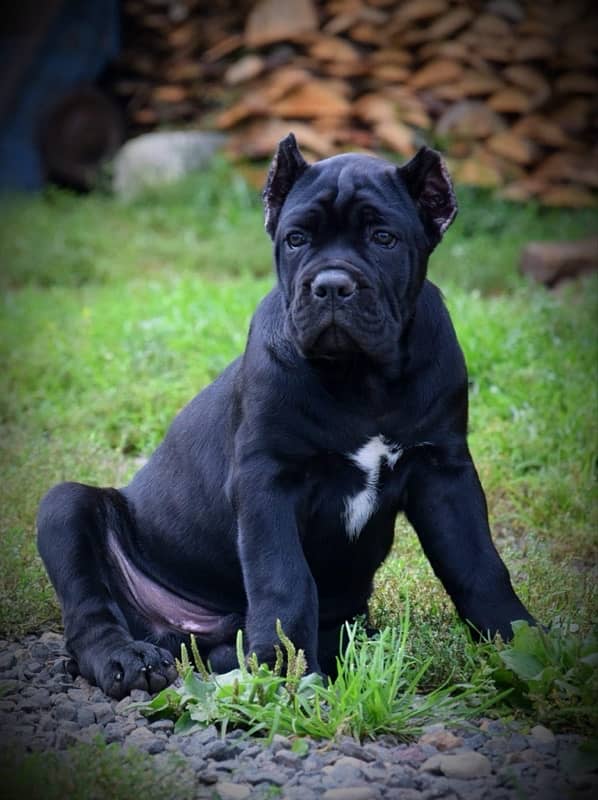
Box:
410 279 465 370
398 280 469 435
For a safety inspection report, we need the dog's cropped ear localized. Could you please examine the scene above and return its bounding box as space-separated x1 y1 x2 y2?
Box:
263 133 309 238
399 147 457 249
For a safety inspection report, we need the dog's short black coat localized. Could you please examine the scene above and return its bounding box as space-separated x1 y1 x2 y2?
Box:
37 134 534 698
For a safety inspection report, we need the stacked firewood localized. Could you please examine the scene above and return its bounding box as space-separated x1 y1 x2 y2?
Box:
110 0 598 206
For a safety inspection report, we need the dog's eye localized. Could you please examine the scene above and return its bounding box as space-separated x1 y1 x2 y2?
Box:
286 231 308 248
372 230 397 248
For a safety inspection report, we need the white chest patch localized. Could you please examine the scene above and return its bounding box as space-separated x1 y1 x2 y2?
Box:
343 435 403 541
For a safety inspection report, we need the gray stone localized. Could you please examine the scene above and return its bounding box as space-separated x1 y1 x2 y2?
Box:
47 675 72 692
530 724 556 744
387 791 423 800
269 733 290 751
30 642 50 661
68 687 92 702
40 631 64 648
112 131 226 199
88 702 114 724
323 757 367 786
211 783 251 800
209 758 237 772
115 696 134 714
282 788 319 800
445 777 490 798
203 739 241 761
303 754 325 771
338 737 377 762
54 700 77 721
484 721 507 735
288 773 325 791
104 721 132 743
197 767 220 784
129 689 151 703
0 652 16 671
462 733 487 750
149 718 174 732
386 767 418 789
507 733 528 752
363 743 395 761
38 713 57 732
125 726 165 754
422 777 451 798
421 752 492 780
485 737 509 754
186 754 208 772
243 768 287 786
362 762 389 782
534 740 557 756
397 745 430 766
322 788 379 800
274 749 303 768
242 744 263 759
77 706 97 727
20 690 52 711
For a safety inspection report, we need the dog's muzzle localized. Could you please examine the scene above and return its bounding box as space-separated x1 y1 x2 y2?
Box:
290 266 365 359
310 269 357 303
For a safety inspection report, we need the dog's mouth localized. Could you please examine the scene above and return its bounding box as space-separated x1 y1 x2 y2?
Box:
303 322 359 359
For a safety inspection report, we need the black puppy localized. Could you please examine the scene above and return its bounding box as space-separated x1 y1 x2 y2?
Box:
37 134 534 699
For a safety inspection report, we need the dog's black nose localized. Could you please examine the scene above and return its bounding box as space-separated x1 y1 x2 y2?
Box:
311 269 356 301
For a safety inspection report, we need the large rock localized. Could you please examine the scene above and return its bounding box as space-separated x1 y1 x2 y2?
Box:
112 131 226 199
421 751 492 779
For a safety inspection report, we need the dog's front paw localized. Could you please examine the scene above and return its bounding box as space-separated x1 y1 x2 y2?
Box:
98 641 178 699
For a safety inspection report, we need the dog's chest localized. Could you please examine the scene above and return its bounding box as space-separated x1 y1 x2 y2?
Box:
342 435 403 540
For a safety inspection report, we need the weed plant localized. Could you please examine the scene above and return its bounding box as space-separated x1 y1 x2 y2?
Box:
142 612 501 741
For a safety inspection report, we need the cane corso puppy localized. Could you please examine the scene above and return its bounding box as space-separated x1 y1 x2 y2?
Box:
37 134 534 699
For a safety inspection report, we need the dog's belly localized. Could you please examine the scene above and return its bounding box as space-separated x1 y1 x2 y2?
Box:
107 530 242 641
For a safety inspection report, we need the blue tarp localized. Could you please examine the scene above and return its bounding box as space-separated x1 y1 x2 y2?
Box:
0 0 120 190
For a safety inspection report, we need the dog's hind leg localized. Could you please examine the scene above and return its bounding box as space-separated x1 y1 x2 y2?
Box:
37 481 177 698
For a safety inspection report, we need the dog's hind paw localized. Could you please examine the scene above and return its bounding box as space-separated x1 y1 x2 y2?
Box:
99 641 178 699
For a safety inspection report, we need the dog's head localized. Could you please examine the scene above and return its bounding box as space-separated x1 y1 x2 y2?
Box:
263 133 457 367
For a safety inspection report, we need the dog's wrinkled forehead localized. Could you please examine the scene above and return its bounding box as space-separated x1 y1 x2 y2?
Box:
277 154 428 249
283 154 408 219
264 134 457 251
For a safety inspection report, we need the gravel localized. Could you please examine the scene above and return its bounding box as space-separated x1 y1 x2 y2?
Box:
1 632 596 799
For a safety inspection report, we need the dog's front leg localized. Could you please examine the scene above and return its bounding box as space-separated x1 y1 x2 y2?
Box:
405 452 535 640
232 455 320 673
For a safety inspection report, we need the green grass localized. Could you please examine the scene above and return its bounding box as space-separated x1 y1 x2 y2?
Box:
0 740 195 800
0 159 596 736
141 615 501 742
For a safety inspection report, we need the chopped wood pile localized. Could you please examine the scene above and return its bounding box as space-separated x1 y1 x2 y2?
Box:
520 237 598 286
110 0 598 206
